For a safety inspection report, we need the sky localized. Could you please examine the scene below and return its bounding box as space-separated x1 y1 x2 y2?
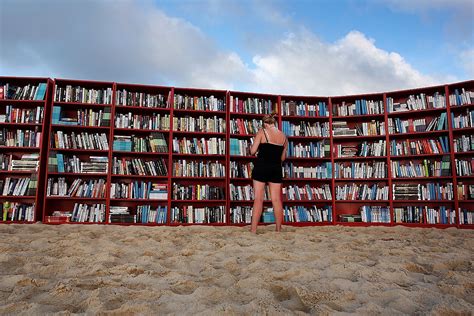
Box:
0 0 473 96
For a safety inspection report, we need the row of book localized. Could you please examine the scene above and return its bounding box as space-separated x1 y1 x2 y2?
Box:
49 154 108 173
110 182 168 199
230 161 254 178
229 206 276 223
359 206 390 223
390 137 450 156
391 158 451 178
52 131 109 150
109 205 167 224
456 183 474 200
116 90 168 108
174 116 225 133
449 88 474 106
229 184 270 201
281 121 329 137
1 106 44 124
0 128 41 147
387 93 446 112
334 161 386 179
0 202 35 222
230 118 261 135
54 85 113 104
332 121 385 137
52 106 111 127
455 159 473 176
0 83 47 101
335 184 389 200
229 139 251 156
334 140 386 158
113 133 168 153
172 160 225 178
454 135 474 152
451 110 474 129
333 99 384 116
174 95 225 112
170 206 226 224
172 184 224 200
392 183 454 200
286 141 330 158
284 205 332 223
388 114 447 134
113 157 168 176
116 113 171 131
173 137 225 155
0 177 37 196
281 101 328 117
393 206 456 224
282 184 332 200
230 97 274 114
46 178 106 198
0 153 39 171
282 162 332 179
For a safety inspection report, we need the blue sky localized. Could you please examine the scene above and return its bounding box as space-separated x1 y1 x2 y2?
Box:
1 0 473 95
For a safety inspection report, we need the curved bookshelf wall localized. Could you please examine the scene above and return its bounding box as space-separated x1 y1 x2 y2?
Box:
0 76 472 228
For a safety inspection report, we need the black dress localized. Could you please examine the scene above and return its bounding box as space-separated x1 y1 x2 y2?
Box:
251 130 286 183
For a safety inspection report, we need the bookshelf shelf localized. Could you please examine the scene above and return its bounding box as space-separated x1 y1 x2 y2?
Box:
0 146 40 151
171 177 226 180
333 156 386 161
390 153 448 159
0 196 36 200
109 128 168 134
171 199 226 203
47 172 108 177
391 176 454 181
53 101 110 108
0 122 42 128
333 135 386 141
387 107 446 117
287 136 329 140
51 125 110 131
335 200 390 203
282 115 328 121
111 174 168 180
454 151 474 156
389 130 449 138
392 200 455 203
113 151 168 157
46 197 106 201
283 178 331 182
334 178 388 182
110 199 168 203
172 131 226 137
0 99 45 105
333 114 385 120
172 153 225 159
452 127 474 134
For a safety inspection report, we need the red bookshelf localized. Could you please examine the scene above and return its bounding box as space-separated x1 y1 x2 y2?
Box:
279 95 332 224
43 78 113 224
446 81 474 227
110 82 172 225
228 91 280 225
1 76 468 228
170 87 227 224
0 76 52 223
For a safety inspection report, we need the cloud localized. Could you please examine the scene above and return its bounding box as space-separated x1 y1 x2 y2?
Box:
459 49 474 77
0 0 249 90
249 30 438 95
0 0 444 96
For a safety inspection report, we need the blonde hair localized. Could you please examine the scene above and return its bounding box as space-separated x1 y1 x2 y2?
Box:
262 112 277 125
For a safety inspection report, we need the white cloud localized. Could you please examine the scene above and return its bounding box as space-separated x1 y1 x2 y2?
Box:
0 0 447 96
0 0 249 90
459 49 474 77
249 30 438 95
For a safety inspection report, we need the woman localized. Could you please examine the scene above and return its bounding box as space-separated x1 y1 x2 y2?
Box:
249 113 288 233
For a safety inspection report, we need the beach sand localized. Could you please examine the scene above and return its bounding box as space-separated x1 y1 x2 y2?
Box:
0 223 472 315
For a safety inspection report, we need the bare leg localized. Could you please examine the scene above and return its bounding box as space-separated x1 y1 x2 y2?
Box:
251 180 265 233
269 182 283 232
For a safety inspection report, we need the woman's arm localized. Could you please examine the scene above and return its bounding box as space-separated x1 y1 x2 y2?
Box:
281 137 288 161
250 129 263 155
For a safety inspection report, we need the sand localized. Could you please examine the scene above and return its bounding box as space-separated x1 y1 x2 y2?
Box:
0 223 473 315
